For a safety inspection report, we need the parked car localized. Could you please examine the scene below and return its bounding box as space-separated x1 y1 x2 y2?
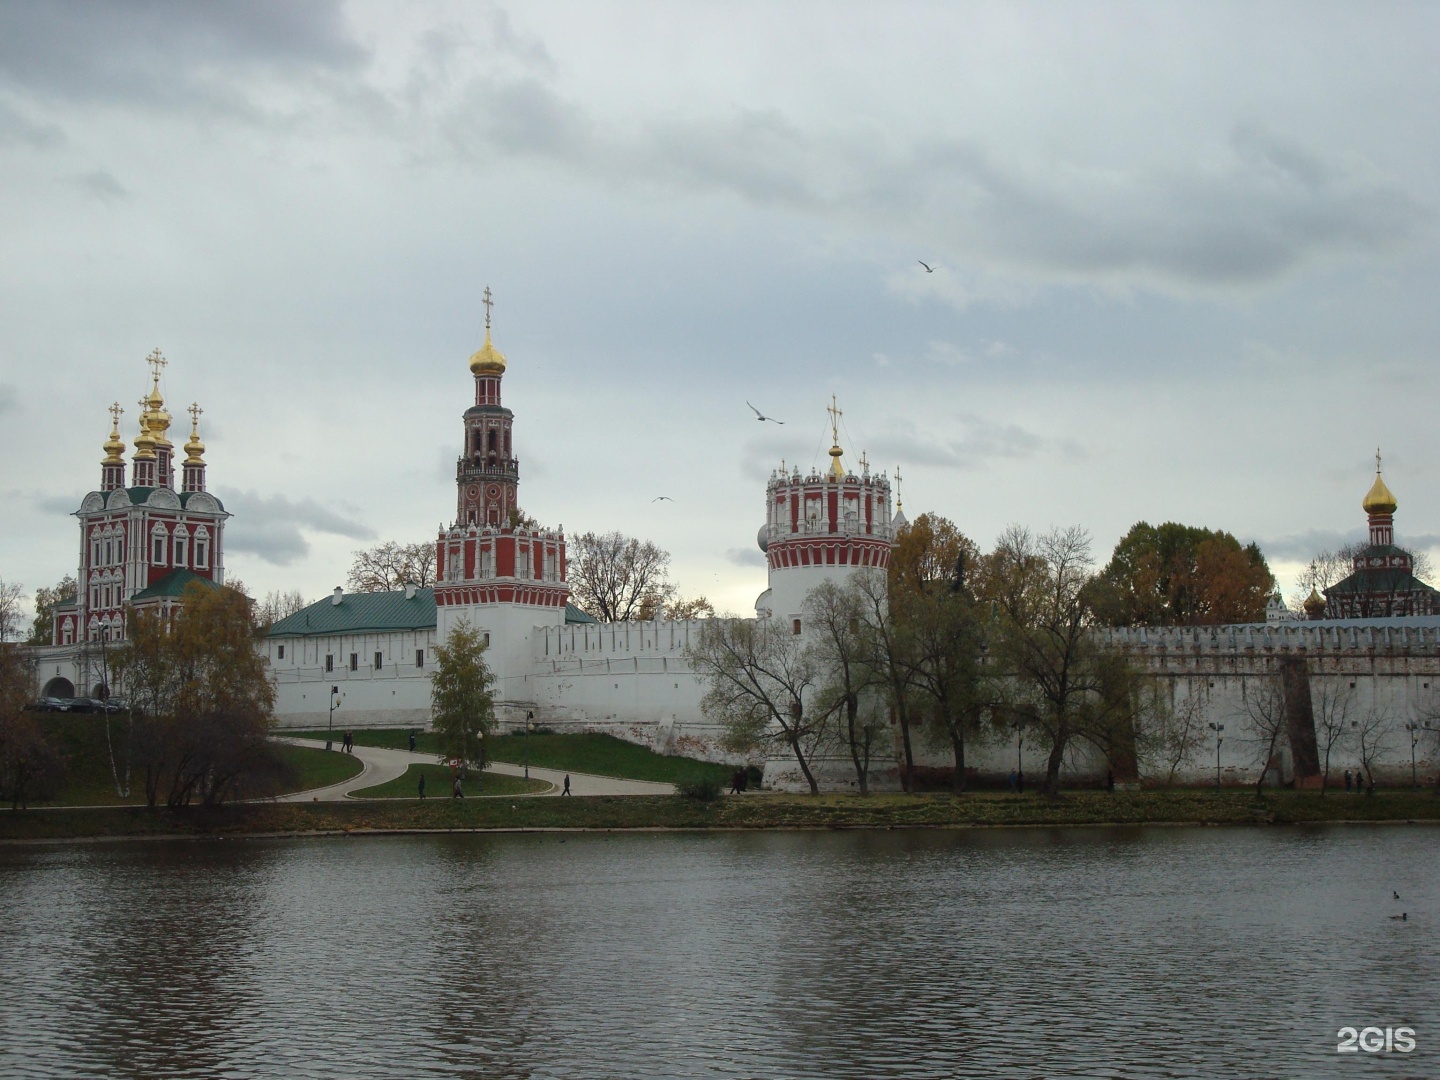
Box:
29 696 75 712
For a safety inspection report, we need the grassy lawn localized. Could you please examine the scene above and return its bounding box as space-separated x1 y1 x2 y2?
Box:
352 764 550 799
4 787 1437 841
286 728 737 785
8 715 365 806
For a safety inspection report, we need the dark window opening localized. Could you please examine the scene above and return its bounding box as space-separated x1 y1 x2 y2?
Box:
277 645 285 660
374 652 383 670
416 649 425 668
349 653 358 671
325 654 334 672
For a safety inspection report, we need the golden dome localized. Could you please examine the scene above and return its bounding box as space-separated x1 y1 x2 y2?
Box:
827 443 846 480
468 328 507 377
1303 587 1326 617
102 404 126 464
1362 471 1396 515
184 425 206 464
133 413 157 461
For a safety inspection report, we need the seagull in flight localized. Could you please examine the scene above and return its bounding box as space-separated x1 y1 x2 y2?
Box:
652 496 674 502
747 402 784 424
918 260 939 273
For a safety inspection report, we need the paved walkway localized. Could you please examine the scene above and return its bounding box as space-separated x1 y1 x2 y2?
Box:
275 737 676 802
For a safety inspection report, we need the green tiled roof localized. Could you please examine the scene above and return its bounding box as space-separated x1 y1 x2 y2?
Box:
269 588 438 637
1327 569 1438 596
565 602 598 624
132 569 218 600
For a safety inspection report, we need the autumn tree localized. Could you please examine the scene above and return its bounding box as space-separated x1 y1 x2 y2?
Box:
569 531 674 622
430 621 496 778
26 574 77 646
850 569 921 791
256 589 307 627
346 540 437 592
804 579 886 794
113 581 285 807
0 577 24 643
687 617 826 794
660 595 716 620
1094 522 1275 626
0 642 64 808
889 513 982 601
981 525 1150 796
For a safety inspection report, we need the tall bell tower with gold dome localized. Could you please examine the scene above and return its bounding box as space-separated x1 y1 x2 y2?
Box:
455 287 519 529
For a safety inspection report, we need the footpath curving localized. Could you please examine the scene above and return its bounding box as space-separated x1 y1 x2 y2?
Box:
274 737 675 801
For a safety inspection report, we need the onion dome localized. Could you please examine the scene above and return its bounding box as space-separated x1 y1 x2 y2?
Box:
102 405 126 463
133 413 157 460
1362 471 1396 515
756 524 769 553
827 443 846 479
468 328 507 377
142 381 173 449
184 412 206 464
1303 587 1327 618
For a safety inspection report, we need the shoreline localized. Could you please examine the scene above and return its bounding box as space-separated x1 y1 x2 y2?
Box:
2 790 1438 845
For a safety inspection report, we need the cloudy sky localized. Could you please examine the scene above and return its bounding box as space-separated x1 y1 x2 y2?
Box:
2 0 1438 621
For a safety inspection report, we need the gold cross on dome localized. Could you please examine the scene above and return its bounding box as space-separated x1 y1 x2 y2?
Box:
109 402 123 426
827 394 843 443
483 286 494 330
146 348 168 381
895 464 904 509
1376 447 1382 474
189 402 203 428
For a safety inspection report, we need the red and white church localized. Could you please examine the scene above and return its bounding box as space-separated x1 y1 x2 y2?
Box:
33 350 229 699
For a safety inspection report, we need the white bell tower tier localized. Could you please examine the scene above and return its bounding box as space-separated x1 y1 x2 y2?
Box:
754 398 895 626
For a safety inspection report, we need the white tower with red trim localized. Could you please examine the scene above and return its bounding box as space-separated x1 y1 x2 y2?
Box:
434 290 570 658
754 397 895 627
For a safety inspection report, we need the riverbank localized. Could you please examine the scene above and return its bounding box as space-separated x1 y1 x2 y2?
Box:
2 788 1438 842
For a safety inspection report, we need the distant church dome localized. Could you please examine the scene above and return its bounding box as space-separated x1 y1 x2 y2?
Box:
1303 587 1327 618
468 328 507 377
1363 471 1397 516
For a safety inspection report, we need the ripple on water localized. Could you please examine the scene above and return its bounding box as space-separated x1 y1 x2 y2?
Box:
0 826 1437 1079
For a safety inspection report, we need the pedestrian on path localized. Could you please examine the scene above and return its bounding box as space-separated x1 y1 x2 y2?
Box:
418 772 426 799
409 730 416 753
453 776 464 799
730 770 743 795
1106 770 1115 793
562 774 571 795
1344 769 1352 793
1008 770 1017 792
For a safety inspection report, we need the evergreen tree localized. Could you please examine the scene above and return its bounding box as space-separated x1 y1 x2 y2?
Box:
429 621 496 777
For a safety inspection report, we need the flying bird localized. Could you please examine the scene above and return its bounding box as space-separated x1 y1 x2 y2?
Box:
652 496 674 502
918 260 939 273
747 402 784 424
1394 891 1401 900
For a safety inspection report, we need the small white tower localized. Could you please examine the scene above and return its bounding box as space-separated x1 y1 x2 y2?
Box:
754 397 895 629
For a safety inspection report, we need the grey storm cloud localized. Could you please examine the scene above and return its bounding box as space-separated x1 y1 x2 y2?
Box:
725 547 767 569
0 101 63 148
71 169 127 201
871 416 1048 470
223 490 375 566
0 0 367 112
439 69 1427 294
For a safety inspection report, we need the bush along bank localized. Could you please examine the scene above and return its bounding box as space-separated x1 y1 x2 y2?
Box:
2 788 1439 842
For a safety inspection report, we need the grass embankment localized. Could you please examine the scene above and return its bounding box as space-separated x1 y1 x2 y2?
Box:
352 765 550 799
3 788 1437 842
16 715 363 806
286 728 736 785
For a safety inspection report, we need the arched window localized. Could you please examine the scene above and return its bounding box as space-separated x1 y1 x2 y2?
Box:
91 534 102 567
61 619 74 646
89 574 101 610
193 527 209 569
173 525 189 569
151 524 168 566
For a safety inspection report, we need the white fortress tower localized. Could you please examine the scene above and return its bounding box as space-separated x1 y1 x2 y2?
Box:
754 398 896 627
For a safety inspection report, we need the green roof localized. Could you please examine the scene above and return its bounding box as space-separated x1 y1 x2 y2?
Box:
565 603 598 624
269 588 438 637
1327 569 1439 596
132 569 219 600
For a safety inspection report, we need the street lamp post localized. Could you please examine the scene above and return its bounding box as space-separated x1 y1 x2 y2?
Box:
524 710 534 780
1015 720 1024 794
327 685 340 751
1208 722 1225 790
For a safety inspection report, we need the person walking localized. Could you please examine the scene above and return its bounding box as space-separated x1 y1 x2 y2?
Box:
1008 770 1017 793
562 774 571 796
1106 769 1115 793
1344 769 1352 793
453 775 464 799
408 730 416 753
418 772 426 799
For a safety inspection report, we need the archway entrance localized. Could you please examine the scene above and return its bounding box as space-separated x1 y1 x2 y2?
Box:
42 677 75 699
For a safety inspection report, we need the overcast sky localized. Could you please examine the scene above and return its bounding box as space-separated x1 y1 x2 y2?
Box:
3 0 1438 621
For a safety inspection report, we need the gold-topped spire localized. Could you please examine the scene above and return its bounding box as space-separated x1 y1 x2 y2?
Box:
1363 447 1397 515
894 464 904 511
184 402 206 463
826 394 846 479
141 348 173 448
468 286 508 376
102 402 126 463
133 399 156 460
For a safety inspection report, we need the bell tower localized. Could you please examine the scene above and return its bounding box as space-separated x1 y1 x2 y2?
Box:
455 287 519 528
